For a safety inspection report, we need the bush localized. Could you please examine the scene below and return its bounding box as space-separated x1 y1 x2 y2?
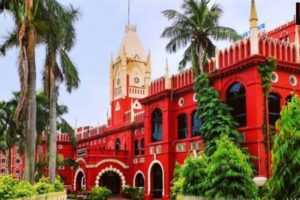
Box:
0 175 35 200
54 177 64 192
34 177 55 194
88 187 112 200
122 187 144 200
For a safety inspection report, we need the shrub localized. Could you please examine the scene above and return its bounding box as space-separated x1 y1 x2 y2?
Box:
34 177 55 194
88 187 112 200
0 175 35 200
54 177 64 192
122 187 144 200
171 152 208 199
14 181 36 198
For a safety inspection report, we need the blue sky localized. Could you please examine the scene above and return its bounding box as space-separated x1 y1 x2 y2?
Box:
0 0 297 127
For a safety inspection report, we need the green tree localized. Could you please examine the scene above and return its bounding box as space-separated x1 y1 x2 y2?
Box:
0 0 42 183
41 0 80 184
267 96 300 198
205 134 257 198
194 73 241 155
0 97 23 174
161 0 240 73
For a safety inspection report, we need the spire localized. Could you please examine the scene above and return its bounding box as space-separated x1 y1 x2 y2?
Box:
165 58 171 89
295 25 300 62
146 50 151 71
249 0 258 28
165 58 169 77
249 0 259 55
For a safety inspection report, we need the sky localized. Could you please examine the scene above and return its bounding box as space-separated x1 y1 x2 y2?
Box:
0 0 297 127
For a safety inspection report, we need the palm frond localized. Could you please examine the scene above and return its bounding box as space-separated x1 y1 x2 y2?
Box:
0 29 18 56
59 50 80 92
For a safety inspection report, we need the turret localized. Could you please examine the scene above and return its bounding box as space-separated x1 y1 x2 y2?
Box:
295 25 300 62
165 59 171 89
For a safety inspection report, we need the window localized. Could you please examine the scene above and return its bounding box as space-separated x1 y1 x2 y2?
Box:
226 82 247 127
152 109 163 142
135 173 144 187
268 93 281 125
192 111 202 137
134 140 139 155
0 168 7 174
140 139 145 155
16 158 21 164
177 114 188 139
1 158 6 164
115 138 121 151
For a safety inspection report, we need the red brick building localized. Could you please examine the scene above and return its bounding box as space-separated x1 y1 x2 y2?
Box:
39 1 300 199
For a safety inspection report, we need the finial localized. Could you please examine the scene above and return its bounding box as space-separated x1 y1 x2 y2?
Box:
249 0 258 28
165 58 169 77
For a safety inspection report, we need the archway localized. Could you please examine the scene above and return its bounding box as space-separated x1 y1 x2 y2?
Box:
75 171 86 192
99 171 121 195
151 163 163 198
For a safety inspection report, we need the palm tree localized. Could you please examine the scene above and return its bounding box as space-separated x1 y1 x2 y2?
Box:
0 0 79 184
0 0 46 183
161 0 241 73
40 0 80 184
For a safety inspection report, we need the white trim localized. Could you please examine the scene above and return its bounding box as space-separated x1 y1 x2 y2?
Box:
94 159 129 169
75 158 87 166
147 159 164 195
95 165 126 188
73 167 86 190
289 75 297 86
133 170 145 187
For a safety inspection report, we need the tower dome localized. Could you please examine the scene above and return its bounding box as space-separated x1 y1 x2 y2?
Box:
116 25 147 60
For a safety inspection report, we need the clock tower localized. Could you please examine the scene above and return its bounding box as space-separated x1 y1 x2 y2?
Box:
109 25 151 126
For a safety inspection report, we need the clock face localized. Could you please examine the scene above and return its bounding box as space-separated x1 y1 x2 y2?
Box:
134 77 140 84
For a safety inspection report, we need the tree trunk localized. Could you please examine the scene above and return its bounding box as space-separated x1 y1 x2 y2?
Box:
48 62 57 184
8 148 12 174
24 21 37 184
198 44 204 74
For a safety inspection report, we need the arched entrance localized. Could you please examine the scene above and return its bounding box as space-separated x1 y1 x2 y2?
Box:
99 171 121 195
151 163 163 198
75 171 86 192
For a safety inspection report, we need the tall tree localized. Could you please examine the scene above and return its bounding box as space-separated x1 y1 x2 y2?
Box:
161 0 240 73
267 95 300 198
0 0 45 183
40 0 80 184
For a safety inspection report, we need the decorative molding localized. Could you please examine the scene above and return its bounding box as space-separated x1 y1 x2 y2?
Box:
95 165 126 188
73 167 85 190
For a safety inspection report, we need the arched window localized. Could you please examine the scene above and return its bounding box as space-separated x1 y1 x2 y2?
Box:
140 139 145 155
134 140 139 155
268 93 281 125
226 82 247 127
152 109 163 142
192 111 202 137
135 173 144 187
115 138 121 151
177 114 188 139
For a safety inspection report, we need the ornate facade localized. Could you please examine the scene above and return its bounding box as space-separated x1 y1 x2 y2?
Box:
3 1 299 200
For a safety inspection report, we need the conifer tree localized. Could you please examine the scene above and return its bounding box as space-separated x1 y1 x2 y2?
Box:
205 135 257 198
267 95 300 198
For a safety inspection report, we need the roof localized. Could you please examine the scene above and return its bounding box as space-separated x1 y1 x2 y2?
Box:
116 25 147 60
